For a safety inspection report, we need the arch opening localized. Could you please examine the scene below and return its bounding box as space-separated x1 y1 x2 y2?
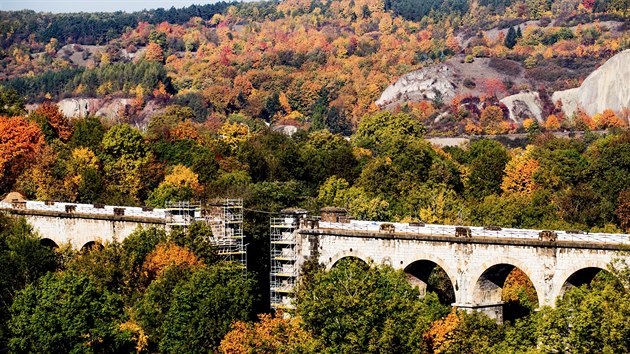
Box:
473 264 539 322
404 260 455 305
81 241 104 252
40 238 59 249
559 267 616 298
330 256 369 270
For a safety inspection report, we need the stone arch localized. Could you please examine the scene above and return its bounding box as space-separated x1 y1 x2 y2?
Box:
471 257 542 307
40 238 59 249
326 250 371 270
81 240 104 252
403 256 457 305
551 259 615 301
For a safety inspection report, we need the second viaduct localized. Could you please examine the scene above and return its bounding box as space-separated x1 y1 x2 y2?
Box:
290 220 629 320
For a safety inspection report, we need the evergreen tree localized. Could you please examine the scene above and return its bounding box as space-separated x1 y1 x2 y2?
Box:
505 26 518 49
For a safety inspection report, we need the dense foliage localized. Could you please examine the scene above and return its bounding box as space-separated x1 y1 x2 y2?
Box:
0 0 629 352
0 217 257 353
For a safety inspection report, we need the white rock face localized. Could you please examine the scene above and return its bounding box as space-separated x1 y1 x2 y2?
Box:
57 98 100 118
376 64 457 107
56 97 139 120
94 98 134 117
500 91 544 123
552 49 630 117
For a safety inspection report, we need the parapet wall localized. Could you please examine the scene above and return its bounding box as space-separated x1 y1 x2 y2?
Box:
0 200 167 249
0 200 167 219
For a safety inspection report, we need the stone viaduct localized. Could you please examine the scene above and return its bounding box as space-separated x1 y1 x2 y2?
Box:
0 198 166 249
292 219 630 320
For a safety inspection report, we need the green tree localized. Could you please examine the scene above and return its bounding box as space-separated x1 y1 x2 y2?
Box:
504 26 517 49
159 264 256 353
300 130 358 187
101 123 147 161
536 271 629 353
532 137 587 191
295 258 449 353
0 216 57 345
8 272 135 353
354 111 426 154
70 116 106 151
101 124 151 205
0 87 25 116
466 139 510 199
135 264 196 352
587 133 630 213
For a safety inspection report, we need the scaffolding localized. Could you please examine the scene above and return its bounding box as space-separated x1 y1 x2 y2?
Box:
165 201 200 226
270 208 307 310
164 199 246 268
205 199 246 267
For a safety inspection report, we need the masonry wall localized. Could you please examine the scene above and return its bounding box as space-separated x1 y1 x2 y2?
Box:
13 211 163 249
296 229 626 309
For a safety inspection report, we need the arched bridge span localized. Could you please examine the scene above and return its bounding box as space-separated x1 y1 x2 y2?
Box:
296 221 629 320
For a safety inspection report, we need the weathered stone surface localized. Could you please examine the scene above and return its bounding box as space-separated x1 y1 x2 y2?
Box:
296 228 628 316
57 98 101 118
552 49 630 117
376 64 457 107
500 91 544 122
94 98 135 118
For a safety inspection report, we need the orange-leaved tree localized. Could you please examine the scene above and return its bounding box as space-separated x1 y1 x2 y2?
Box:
34 101 73 141
501 146 540 196
544 114 561 131
0 116 45 192
142 242 203 281
423 308 461 353
219 312 320 354
502 268 538 308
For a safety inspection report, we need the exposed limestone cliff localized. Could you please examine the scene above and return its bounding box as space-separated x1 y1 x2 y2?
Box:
376 64 457 107
57 98 101 118
552 49 630 117
500 91 544 123
376 56 528 109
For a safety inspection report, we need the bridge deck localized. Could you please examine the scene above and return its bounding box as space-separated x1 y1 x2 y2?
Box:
299 221 630 249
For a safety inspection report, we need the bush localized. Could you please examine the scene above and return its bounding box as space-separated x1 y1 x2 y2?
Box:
463 78 476 88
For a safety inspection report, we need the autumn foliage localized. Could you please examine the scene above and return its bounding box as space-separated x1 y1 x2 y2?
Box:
501 147 540 196
424 308 462 353
0 116 45 189
142 242 203 280
34 102 72 141
219 312 319 353
502 268 538 307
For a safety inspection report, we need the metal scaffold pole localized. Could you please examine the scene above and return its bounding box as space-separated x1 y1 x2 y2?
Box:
164 199 246 270
270 208 307 310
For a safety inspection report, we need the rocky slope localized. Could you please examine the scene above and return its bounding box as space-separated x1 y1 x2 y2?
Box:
552 49 630 117
28 97 163 128
376 55 529 109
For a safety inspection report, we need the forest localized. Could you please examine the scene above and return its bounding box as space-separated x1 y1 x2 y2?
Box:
0 214 628 353
1 84 630 352
1 0 630 352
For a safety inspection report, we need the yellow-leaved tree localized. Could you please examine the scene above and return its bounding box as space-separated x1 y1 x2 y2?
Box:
219 312 320 353
147 165 202 207
501 145 540 196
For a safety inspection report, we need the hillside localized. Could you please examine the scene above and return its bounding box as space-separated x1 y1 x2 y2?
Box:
1 0 629 133
1 1 630 352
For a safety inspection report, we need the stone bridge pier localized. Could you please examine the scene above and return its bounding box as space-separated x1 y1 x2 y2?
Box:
296 229 627 321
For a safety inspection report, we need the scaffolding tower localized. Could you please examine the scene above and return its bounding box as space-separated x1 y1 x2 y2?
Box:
270 208 307 310
205 199 246 267
165 199 246 268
